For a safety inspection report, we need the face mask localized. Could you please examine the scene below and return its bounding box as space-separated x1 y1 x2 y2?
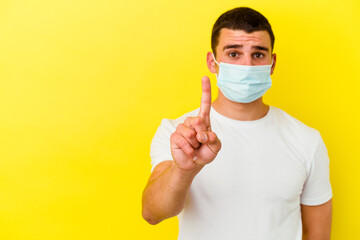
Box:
213 53 273 103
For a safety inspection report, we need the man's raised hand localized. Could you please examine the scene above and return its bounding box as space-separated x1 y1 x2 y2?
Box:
170 76 222 171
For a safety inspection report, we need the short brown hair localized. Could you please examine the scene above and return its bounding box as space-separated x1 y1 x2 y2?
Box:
211 7 275 56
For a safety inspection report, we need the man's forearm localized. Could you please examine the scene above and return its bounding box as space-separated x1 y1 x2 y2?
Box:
142 162 202 225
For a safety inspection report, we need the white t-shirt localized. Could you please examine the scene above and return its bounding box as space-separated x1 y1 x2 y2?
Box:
150 106 332 240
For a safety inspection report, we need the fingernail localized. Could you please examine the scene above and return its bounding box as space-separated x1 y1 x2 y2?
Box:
193 156 198 161
200 132 207 142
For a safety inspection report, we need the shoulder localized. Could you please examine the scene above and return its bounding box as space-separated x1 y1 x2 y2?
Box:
272 106 320 135
271 106 321 152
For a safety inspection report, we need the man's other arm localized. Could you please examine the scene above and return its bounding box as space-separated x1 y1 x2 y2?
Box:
301 199 332 240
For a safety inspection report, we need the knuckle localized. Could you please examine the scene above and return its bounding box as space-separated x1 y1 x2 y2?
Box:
192 117 203 126
170 132 178 143
185 117 192 122
184 130 195 139
184 117 193 126
176 123 184 132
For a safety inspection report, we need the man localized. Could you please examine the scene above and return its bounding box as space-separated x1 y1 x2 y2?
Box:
142 7 332 240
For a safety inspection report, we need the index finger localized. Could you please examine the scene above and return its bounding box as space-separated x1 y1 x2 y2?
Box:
198 76 212 122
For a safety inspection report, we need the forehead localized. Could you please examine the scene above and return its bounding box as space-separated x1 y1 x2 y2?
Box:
217 28 271 50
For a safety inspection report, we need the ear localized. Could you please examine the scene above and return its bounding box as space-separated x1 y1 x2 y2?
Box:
270 53 277 75
207 51 217 74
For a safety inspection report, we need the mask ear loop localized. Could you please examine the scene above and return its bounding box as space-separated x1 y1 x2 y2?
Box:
270 56 275 67
212 53 220 78
212 53 220 66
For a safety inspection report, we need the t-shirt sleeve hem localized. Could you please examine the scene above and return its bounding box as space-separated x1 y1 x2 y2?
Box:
300 191 333 206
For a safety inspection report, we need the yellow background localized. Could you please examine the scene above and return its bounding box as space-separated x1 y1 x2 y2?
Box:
0 0 359 239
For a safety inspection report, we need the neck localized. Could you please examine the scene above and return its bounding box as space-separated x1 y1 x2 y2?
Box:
212 91 269 121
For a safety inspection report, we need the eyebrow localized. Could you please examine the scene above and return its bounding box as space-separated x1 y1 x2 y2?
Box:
222 44 269 52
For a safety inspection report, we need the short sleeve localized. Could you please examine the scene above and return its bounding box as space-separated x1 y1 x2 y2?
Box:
300 132 333 205
149 119 176 172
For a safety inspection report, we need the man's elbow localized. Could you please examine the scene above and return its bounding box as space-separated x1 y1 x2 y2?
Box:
142 207 162 225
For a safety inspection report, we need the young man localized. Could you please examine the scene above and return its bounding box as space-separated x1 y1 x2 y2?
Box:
142 7 332 240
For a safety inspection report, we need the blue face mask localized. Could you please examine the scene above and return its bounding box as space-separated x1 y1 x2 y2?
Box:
213 53 273 103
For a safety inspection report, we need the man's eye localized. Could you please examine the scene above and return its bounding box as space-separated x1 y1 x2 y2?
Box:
254 53 264 58
229 52 238 58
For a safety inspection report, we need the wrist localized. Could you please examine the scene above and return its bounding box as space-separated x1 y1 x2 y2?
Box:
171 161 203 182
